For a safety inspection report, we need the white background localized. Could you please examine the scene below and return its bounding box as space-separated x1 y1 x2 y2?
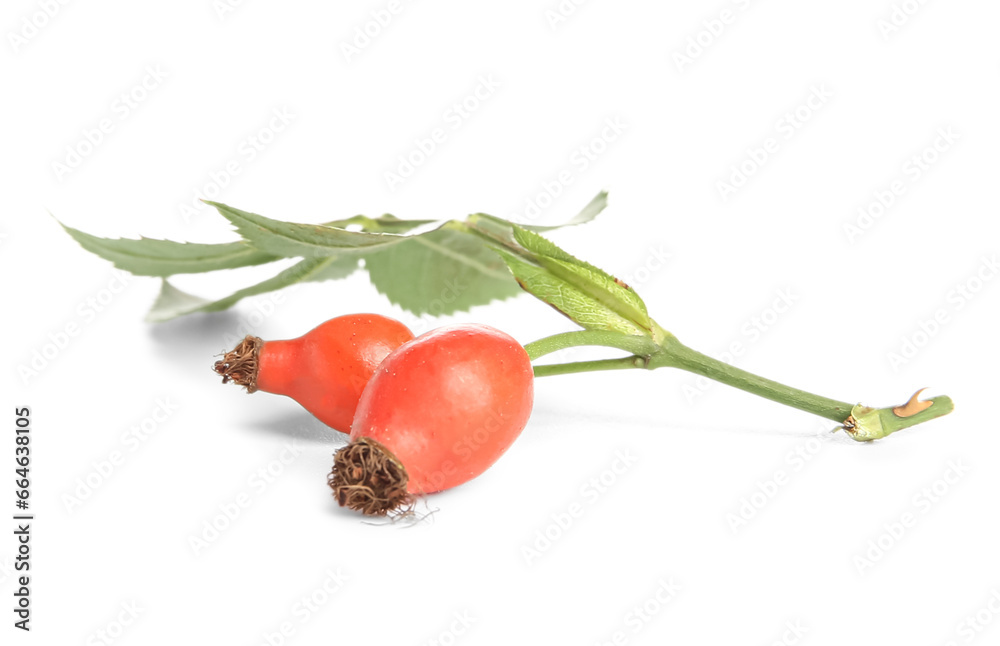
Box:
2 1 999 644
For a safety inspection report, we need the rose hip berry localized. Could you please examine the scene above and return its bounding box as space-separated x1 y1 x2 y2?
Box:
213 313 414 432
329 323 534 515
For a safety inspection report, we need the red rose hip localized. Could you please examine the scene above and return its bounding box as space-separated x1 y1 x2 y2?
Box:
329 323 534 515
213 313 414 432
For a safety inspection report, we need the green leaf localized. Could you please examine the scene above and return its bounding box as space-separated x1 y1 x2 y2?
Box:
494 250 648 336
146 255 360 322
325 214 437 234
524 190 608 232
61 224 280 276
61 213 431 277
145 280 212 321
511 226 650 330
205 201 418 257
62 193 612 322
362 197 613 317
364 223 523 315
464 212 652 333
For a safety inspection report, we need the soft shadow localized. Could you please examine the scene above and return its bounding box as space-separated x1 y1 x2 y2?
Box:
239 409 349 446
527 402 854 443
147 311 243 363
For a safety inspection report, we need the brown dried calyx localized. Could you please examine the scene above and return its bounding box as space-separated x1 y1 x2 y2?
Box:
329 438 412 516
213 335 263 393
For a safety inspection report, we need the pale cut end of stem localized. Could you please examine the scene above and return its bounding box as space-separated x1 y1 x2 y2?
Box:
213 335 263 393
892 388 933 418
329 438 412 516
843 391 954 441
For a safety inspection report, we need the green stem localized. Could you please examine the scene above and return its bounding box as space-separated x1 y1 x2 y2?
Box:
650 340 854 422
524 330 659 361
533 356 645 378
524 330 854 423
845 396 954 441
525 330 954 439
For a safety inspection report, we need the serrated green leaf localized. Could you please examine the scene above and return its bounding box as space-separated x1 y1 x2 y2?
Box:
364 224 523 315
146 255 360 322
206 201 417 258
511 226 650 330
465 213 652 332
325 214 437 234
538 257 650 328
511 225 581 263
525 190 608 232
495 250 647 336
64 194 611 322
145 280 213 321
61 224 280 276
61 213 430 277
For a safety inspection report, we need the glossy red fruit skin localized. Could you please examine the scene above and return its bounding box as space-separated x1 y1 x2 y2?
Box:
256 314 414 432
350 324 534 495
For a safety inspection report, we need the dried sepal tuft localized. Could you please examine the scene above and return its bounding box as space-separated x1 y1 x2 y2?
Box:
329 438 412 516
213 335 263 393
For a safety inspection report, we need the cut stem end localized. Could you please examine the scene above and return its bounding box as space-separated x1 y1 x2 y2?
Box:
843 393 954 442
